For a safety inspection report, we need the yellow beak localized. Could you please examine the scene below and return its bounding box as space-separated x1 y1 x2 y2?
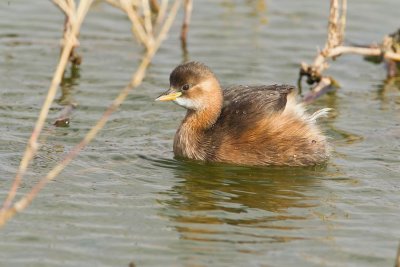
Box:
155 89 182 101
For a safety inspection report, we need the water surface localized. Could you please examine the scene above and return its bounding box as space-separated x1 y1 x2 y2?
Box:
0 1 399 266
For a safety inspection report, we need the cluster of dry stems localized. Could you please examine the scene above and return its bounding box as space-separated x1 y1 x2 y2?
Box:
0 0 188 228
299 0 400 102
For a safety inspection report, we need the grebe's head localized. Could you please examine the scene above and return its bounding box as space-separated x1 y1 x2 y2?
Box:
156 62 222 110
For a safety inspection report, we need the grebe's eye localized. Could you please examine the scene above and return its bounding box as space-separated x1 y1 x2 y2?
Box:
182 84 190 91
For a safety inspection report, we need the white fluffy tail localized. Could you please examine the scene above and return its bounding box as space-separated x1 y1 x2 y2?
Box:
309 108 332 122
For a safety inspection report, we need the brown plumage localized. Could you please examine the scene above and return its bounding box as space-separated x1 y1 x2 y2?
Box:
156 62 330 166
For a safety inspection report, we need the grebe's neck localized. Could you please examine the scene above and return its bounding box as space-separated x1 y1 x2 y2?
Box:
183 105 221 131
182 79 223 131
173 80 223 160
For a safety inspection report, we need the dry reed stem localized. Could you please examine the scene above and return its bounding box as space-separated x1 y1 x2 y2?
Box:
142 0 154 44
104 0 123 9
155 0 168 30
180 0 192 50
60 1 82 65
120 0 150 47
105 1 143 41
105 0 140 11
396 243 400 267
0 0 181 229
311 0 345 75
326 0 339 49
329 45 400 61
339 0 346 44
0 0 94 212
149 0 160 13
54 0 72 17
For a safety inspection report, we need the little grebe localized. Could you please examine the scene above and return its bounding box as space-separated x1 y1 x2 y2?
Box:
156 62 330 166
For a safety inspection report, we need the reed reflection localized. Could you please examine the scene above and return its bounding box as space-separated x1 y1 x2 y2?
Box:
376 76 400 110
57 64 80 107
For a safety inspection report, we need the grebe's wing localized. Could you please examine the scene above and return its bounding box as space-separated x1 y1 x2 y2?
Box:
212 84 295 134
222 84 295 116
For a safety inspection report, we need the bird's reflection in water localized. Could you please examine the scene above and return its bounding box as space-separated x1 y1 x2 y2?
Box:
156 159 327 244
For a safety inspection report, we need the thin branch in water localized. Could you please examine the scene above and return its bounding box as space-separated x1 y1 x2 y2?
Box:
155 0 168 30
180 0 192 53
117 0 151 48
149 0 160 13
0 0 182 229
0 0 94 212
104 0 122 9
339 0 347 44
142 0 155 46
53 0 71 17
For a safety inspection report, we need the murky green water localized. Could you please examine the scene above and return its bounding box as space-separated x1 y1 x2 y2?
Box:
1 1 399 266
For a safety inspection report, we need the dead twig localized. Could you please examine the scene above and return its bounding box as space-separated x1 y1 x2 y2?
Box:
180 0 192 53
155 0 167 29
56 0 79 62
142 0 155 46
121 0 151 48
